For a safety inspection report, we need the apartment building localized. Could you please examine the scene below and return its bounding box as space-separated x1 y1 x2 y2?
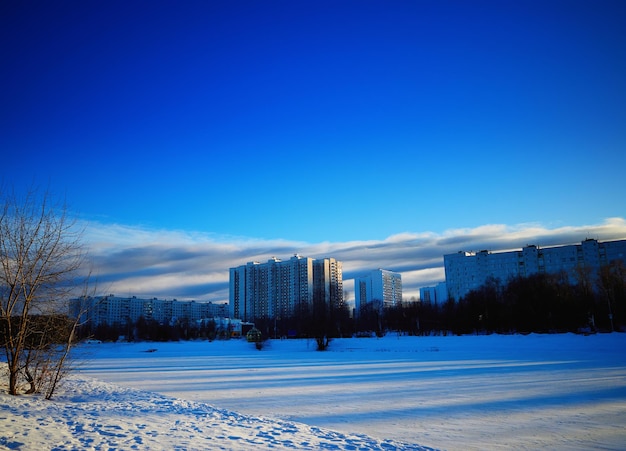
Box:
71 295 228 326
354 269 403 315
444 238 626 301
419 282 448 305
229 255 343 322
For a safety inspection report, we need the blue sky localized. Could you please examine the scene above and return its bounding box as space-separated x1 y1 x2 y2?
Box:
2 1 626 301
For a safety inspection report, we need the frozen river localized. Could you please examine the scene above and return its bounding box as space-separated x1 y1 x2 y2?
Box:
78 333 626 450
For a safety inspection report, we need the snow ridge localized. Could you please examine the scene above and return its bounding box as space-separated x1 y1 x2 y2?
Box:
1 375 435 450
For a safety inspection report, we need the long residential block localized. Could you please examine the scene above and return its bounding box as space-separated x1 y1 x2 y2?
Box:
444 238 626 301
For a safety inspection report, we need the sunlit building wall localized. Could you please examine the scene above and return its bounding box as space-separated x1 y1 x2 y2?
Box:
444 239 626 301
354 269 402 315
229 255 343 322
313 257 344 309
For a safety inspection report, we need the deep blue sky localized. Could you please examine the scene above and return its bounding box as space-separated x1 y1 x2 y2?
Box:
2 0 625 242
2 1 626 300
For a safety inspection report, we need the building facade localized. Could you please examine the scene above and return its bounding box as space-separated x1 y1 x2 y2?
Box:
419 282 448 305
444 239 626 301
71 295 228 327
354 269 403 315
229 255 343 322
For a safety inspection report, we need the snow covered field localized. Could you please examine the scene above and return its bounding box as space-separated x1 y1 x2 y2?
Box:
2 333 626 450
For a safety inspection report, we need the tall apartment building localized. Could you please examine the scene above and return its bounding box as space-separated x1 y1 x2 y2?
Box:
444 238 626 301
229 255 343 322
354 269 403 315
71 295 228 326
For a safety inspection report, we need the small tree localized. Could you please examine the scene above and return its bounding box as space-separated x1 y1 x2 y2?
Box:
0 188 87 397
246 327 263 350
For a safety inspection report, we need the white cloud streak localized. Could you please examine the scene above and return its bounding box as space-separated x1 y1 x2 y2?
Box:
81 218 626 302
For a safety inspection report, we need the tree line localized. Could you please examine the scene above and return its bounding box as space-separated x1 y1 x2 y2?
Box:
388 265 624 336
78 316 232 342
256 262 625 341
79 261 626 349
259 262 626 339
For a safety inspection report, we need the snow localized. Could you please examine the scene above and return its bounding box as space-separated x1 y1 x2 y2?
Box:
2 333 626 450
1 376 418 450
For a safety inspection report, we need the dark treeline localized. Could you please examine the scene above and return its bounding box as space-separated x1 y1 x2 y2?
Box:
79 317 228 343
387 263 625 336
245 262 626 341
1 314 76 346
81 262 625 343
254 300 353 350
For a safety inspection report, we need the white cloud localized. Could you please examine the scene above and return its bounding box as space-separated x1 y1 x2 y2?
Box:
80 218 626 302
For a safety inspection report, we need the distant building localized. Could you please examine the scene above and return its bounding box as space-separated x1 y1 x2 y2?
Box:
229 255 343 322
419 282 448 304
70 295 228 326
444 238 626 301
354 269 402 315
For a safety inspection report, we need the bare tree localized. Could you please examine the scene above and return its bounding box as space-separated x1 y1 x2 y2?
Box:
599 261 626 332
0 188 87 397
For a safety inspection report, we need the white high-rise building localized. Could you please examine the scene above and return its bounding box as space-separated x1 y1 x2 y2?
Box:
444 238 626 301
354 269 402 315
229 255 343 322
